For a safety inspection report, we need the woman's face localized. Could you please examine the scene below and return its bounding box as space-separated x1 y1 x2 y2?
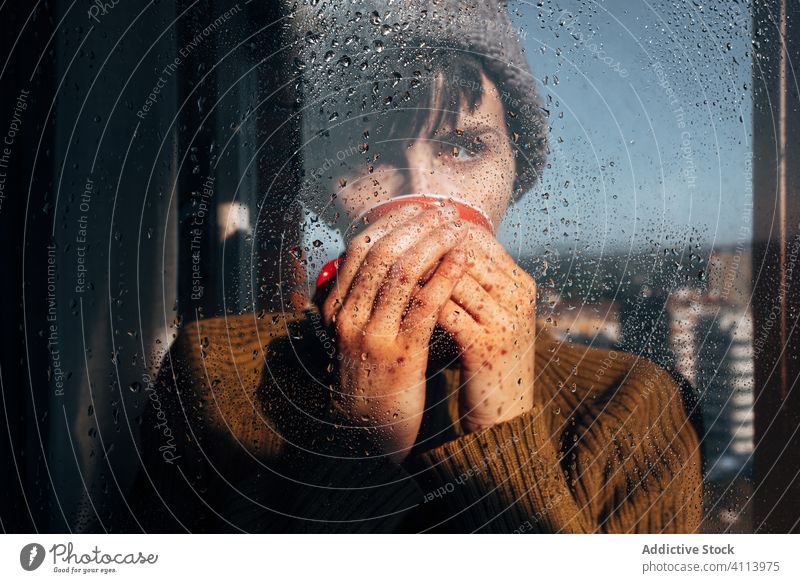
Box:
330 71 516 231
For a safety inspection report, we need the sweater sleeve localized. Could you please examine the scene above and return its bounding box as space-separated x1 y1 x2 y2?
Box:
134 312 428 533
410 358 703 534
561 358 703 533
410 406 592 533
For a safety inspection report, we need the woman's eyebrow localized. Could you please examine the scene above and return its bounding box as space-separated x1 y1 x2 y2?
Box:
453 123 506 141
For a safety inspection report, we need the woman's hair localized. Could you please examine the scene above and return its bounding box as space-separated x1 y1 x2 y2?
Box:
376 52 492 146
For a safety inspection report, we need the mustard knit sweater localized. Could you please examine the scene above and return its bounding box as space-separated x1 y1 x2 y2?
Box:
133 311 702 533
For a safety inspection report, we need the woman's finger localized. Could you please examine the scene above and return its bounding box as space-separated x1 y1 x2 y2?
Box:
371 223 468 337
322 203 424 325
463 228 519 270
335 205 460 332
464 257 536 316
436 298 482 351
400 249 469 345
448 272 510 325
460 230 536 313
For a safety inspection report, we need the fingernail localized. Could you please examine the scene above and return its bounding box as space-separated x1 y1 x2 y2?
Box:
451 219 468 236
445 221 465 236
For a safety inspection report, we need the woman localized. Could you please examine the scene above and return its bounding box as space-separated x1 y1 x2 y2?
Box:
133 1 702 533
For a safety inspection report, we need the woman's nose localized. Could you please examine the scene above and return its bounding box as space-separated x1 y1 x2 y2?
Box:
401 142 433 194
401 140 456 195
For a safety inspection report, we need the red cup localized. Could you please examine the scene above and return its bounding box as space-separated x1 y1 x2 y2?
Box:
358 194 493 233
315 195 492 289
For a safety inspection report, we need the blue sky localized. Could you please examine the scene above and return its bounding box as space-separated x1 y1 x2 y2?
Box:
501 0 753 254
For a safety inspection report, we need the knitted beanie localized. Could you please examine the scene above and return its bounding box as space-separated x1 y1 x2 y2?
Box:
286 0 548 201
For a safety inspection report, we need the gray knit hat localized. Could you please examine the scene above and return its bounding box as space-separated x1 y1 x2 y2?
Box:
286 0 548 204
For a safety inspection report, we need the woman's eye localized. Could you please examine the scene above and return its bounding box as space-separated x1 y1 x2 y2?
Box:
452 146 477 161
446 135 486 162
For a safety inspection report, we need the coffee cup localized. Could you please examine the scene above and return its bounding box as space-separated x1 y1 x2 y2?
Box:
315 194 493 289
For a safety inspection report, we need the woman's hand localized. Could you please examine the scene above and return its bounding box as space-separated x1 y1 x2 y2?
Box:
321 205 468 461
437 227 536 433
